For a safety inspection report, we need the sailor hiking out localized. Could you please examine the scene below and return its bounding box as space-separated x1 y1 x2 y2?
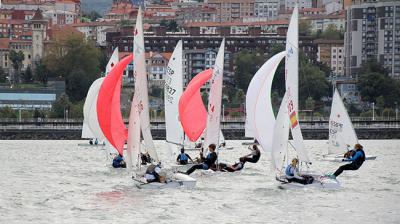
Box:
184 144 218 175
330 144 366 178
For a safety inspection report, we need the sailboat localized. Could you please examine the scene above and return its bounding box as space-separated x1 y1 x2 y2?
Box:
324 88 377 162
127 9 196 189
249 6 340 189
80 47 119 147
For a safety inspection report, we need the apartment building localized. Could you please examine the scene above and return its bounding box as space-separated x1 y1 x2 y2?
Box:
344 1 400 78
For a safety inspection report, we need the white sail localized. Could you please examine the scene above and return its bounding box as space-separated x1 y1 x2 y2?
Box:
285 5 299 112
328 88 358 155
133 8 159 162
271 92 290 172
127 97 141 170
285 5 310 163
204 39 225 151
165 40 184 146
106 47 119 74
219 130 225 146
82 77 105 140
82 47 119 140
246 51 286 152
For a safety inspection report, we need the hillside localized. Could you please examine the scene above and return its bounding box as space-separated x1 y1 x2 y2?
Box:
81 0 113 15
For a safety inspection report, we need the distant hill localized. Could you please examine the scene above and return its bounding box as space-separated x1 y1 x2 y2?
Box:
81 0 113 15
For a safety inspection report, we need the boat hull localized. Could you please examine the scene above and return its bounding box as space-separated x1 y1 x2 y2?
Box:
133 173 196 189
276 174 341 190
323 155 377 162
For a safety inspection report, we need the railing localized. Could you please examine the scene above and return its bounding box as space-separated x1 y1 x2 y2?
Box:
0 119 399 130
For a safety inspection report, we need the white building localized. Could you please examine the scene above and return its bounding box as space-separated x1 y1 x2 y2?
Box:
72 22 116 46
284 0 312 10
254 0 279 21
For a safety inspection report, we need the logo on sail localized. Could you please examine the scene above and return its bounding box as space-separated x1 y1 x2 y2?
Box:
290 111 298 128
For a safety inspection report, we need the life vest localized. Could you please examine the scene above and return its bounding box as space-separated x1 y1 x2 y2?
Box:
252 150 261 162
285 165 294 176
356 149 366 162
179 153 188 161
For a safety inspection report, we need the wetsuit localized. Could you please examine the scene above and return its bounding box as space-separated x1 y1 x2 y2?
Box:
185 151 217 175
221 162 245 172
242 148 261 163
177 153 192 165
112 155 126 168
333 149 365 177
145 165 161 183
285 164 311 185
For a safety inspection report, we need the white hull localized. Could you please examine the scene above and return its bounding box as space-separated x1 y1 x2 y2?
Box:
77 143 105 147
133 173 196 189
276 174 341 190
322 155 377 162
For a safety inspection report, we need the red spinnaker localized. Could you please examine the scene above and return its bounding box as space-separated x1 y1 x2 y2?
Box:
178 69 213 142
97 54 133 155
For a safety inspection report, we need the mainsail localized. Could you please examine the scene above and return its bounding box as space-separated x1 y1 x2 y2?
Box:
165 40 184 146
97 54 133 155
133 8 158 162
246 51 286 152
204 40 225 150
179 69 213 142
284 6 310 163
328 88 358 155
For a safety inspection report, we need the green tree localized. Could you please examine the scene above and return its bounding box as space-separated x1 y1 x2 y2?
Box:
160 20 168 27
22 65 33 83
44 31 100 101
305 96 315 110
299 57 330 108
167 20 179 32
34 60 51 85
0 66 6 83
234 50 265 92
299 20 312 36
0 106 17 118
319 24 343 40
65 69 92 102
51 94 72 118
9 50 25 83
269 44 286 95
232 89 245 105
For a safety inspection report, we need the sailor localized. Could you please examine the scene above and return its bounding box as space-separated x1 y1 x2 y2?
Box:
145 163 165 183
176 148 193 165
330 143 366 178
112 154 126 168
285 158 312 184
184 144 218 175
240 144 261 163
140 152 152 165
217 157 246 172
89 139 93 145
219 142 226 149
94 138 99 145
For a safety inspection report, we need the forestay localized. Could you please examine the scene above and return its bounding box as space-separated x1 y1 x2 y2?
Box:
133 8 158 162
246 51 286 153
204 40 225 151
328 88 358 155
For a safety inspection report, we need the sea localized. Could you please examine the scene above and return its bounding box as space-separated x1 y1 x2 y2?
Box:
0 140 399 224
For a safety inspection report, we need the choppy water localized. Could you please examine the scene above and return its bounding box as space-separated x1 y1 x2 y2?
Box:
0 140 399 224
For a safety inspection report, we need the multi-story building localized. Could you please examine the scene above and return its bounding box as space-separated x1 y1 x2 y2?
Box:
315 39 345 76
344 1 400 79
254 0 279 21
176 6 217 25
302 12 345 32
104 1 137 21
1 0 81 14
72 21 116 47
284 0 312 10
207 0 255 22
